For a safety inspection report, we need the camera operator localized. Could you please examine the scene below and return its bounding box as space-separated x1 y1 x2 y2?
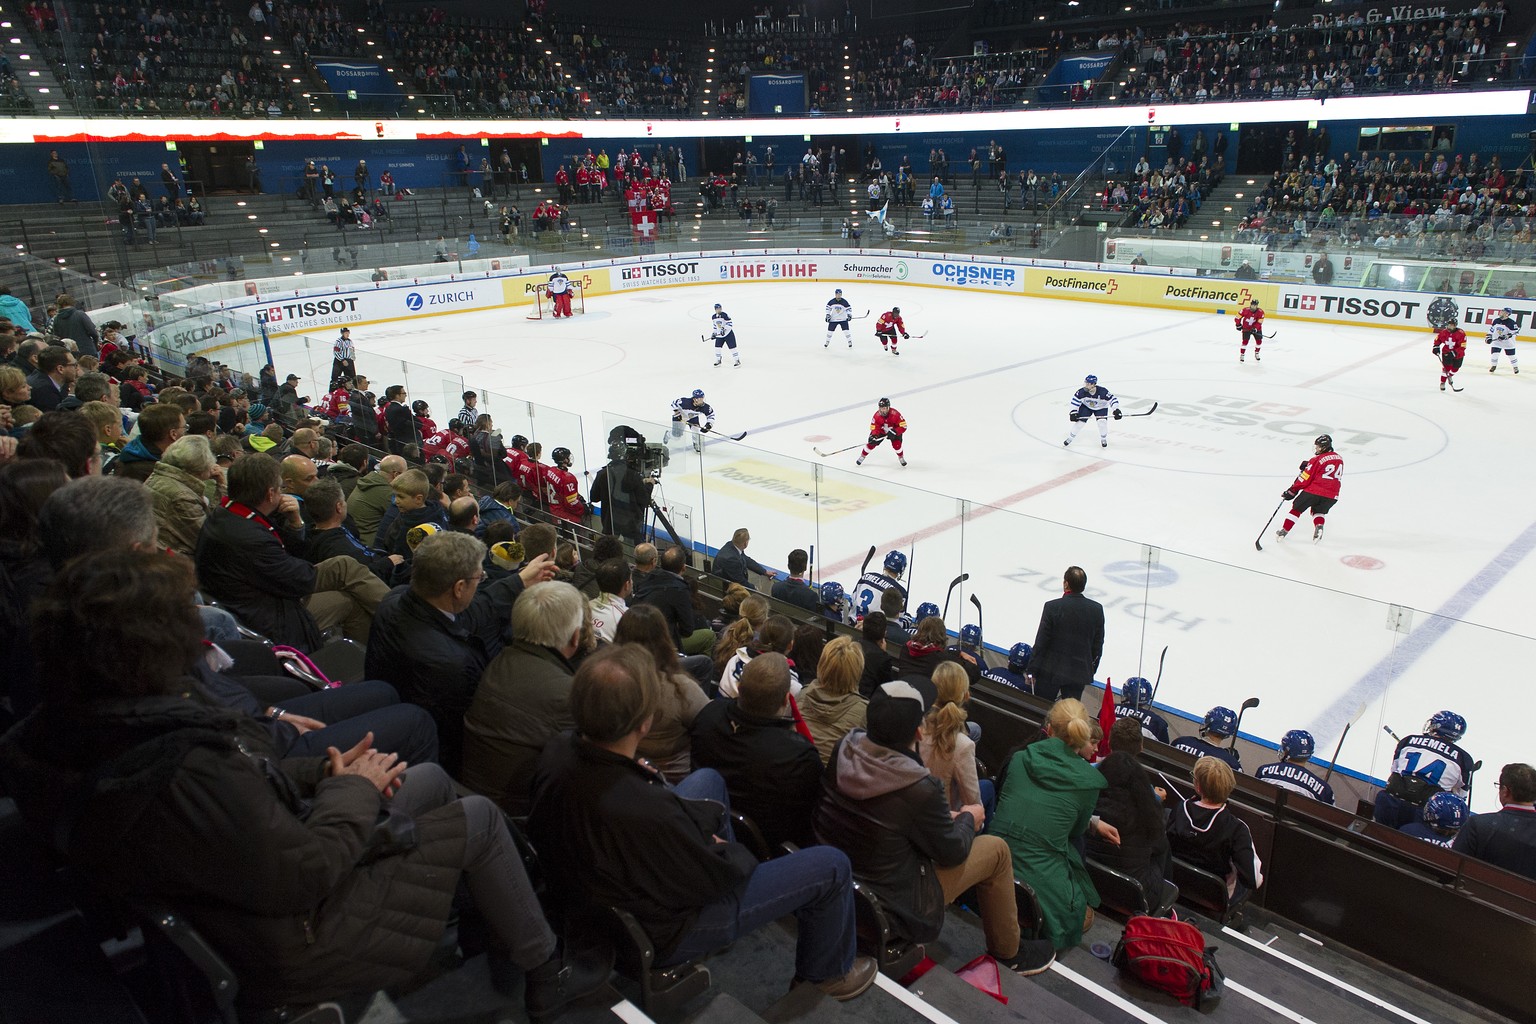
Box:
589 425 658 545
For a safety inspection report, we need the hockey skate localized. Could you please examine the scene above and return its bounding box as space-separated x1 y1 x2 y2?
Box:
1101 439 1108 448
1517 366 1521 373
899 456 907 467
1313 524 1324 541
855 456 864 466
713 357 722 367
891 348 899 356
1491 365 1497 372
1062 438 1072 447
1255 350 1261 361
1275 528 1289 540
1440 381 1446 391
824 338 830 348
733 359 741 367
1239 352 1245 362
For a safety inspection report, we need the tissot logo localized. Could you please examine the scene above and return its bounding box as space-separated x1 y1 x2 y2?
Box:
622 261 700 280
1282 291 1421 321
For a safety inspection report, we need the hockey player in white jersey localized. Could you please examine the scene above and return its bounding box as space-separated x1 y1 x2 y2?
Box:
1488 307 1520 373
1063 374 1122 448
849 549 908 620
1372 710 1476 829
670 388 715 452
709 303 741 367
825 288 853 348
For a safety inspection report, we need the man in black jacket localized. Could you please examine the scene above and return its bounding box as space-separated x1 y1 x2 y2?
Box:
50 295 100 357
382 384 419 455
1453 763 1536 881
195 453 389 651
856 613 899 697
1027 565 1105 701
631 543 695 646
24 345 79 413
304 478 404 584
771 548 821 613
364 530 555 774
712 528 774 586
691 654 822 849
814 681 1056 975
529 645 877 1001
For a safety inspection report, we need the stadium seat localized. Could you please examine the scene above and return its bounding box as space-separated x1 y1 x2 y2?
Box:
851 882 925 978
602 905 711 1015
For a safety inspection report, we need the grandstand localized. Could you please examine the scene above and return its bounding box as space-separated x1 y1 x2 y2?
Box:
2 0 1536 1022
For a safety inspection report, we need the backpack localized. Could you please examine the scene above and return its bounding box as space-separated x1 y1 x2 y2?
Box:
1111 915 1224 1008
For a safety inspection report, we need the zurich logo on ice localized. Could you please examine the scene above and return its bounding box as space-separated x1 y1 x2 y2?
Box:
1101 560 1179 588
405 292 424 311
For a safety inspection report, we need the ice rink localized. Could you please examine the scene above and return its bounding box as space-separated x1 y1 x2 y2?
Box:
346 280 1535 809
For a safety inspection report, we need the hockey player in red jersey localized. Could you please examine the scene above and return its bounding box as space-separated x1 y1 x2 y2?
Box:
1235 299 1265 362
1432 320 1467 391
515 440 547 514
1276 434 1343 542
421 420 472 465
856 397 907 467
543 446 587 525
874 307 909 356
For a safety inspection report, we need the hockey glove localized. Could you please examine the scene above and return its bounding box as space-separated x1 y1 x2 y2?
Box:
825 314 832 323
700 424 713 433
1068 411 1081 422
867 433 884 446
1112 409 1123 420
886 430 901 441
901 333 909 339
1299 460 1309 471
1282 488 1298 501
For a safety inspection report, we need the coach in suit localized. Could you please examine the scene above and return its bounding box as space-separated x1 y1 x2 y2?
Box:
1026 566 1104 702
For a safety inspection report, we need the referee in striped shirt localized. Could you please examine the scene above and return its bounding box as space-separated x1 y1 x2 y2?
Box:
331 327 356 388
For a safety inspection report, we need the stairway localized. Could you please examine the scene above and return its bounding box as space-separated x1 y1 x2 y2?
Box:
5 18 74 114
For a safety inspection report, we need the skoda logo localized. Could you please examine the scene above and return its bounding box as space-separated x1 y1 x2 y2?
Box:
405 292 424 311
895 261 909 280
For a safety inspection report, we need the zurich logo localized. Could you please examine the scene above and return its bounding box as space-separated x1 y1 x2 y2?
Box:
1102 560 1179 588
405 292 424 311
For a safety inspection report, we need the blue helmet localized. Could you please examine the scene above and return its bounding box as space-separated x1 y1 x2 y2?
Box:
691 388 705 400
883 550 908 576
1427 710 1466 742
1203 706 1238 738
1422 792 1468 832
1280 729 1315 761
959 624 982 646
820 581 845 607
1008 642 1032 670
1122 677 1152 708
1084 374 1098 385
915 601 940 621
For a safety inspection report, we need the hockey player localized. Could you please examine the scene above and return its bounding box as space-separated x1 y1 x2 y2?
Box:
1373 711 1475 829
856 397 907 467
1255 730 1335 805
820 581 854 625
1432 318 1467 391
874 307 909 356
1115 676 1170 744
1399 792 1468 848
1276 433 1343 542
421 419 472 465
543 446 587 525
825 288 853 348
547 267 574 318
671 388 715 437
1235 299 1264 362
709 303 741 367
849 549 908 620
501 433 531 482
515 441 547 514
981 642 1031 693
1487 307 1520 373
1063 375 1121 449
1171 706 1243 772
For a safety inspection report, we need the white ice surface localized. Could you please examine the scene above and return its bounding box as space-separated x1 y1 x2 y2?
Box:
341 283 1536 810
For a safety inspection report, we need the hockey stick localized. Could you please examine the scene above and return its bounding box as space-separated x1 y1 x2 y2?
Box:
1382 724 1402 743
1148 645 1169 704
1321 702 1368 785
851 309 872 320
859 545 876 578
1124 401 1159 418
1466 759 1484 809
812 442 864 458
1447 377 1464 392
910 330 928 340
1254 499 1286 551
700 427 748 442
969 593 983 640
1229 696 1260 747
940 572 970 620
904 541 915 612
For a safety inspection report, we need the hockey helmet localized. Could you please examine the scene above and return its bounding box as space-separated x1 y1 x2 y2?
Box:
914 601 940 620
1280 729 1315 761
714 303 723 310
1084 374 1098 386
691 388 705 400
1203 705 1239 738
1427 710 1467 742
1008 642 1032 671
892 306 901 314
959 623 982 646
509 434 529 450
1422 792 1468 832
412 400 430 415
551 446 572 467
1503 306 1513 315
1122 676 1152 708
834 288 843 295
883 549 908 576
878 397 891 408
1315 434 1334 452
820 581 845 607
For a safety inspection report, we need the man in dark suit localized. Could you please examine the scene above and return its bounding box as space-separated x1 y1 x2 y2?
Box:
771 548 821 612
1026 565 1104 701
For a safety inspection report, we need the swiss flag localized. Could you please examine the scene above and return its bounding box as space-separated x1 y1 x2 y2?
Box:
633 209 658 241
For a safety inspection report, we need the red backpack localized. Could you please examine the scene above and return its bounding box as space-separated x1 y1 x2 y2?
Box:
1111 915 1224 1008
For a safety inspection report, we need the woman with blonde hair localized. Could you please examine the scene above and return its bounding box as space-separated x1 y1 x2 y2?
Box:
989 698 1108 950
798 636 866 762
713 592 768 677
920 662 989 816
